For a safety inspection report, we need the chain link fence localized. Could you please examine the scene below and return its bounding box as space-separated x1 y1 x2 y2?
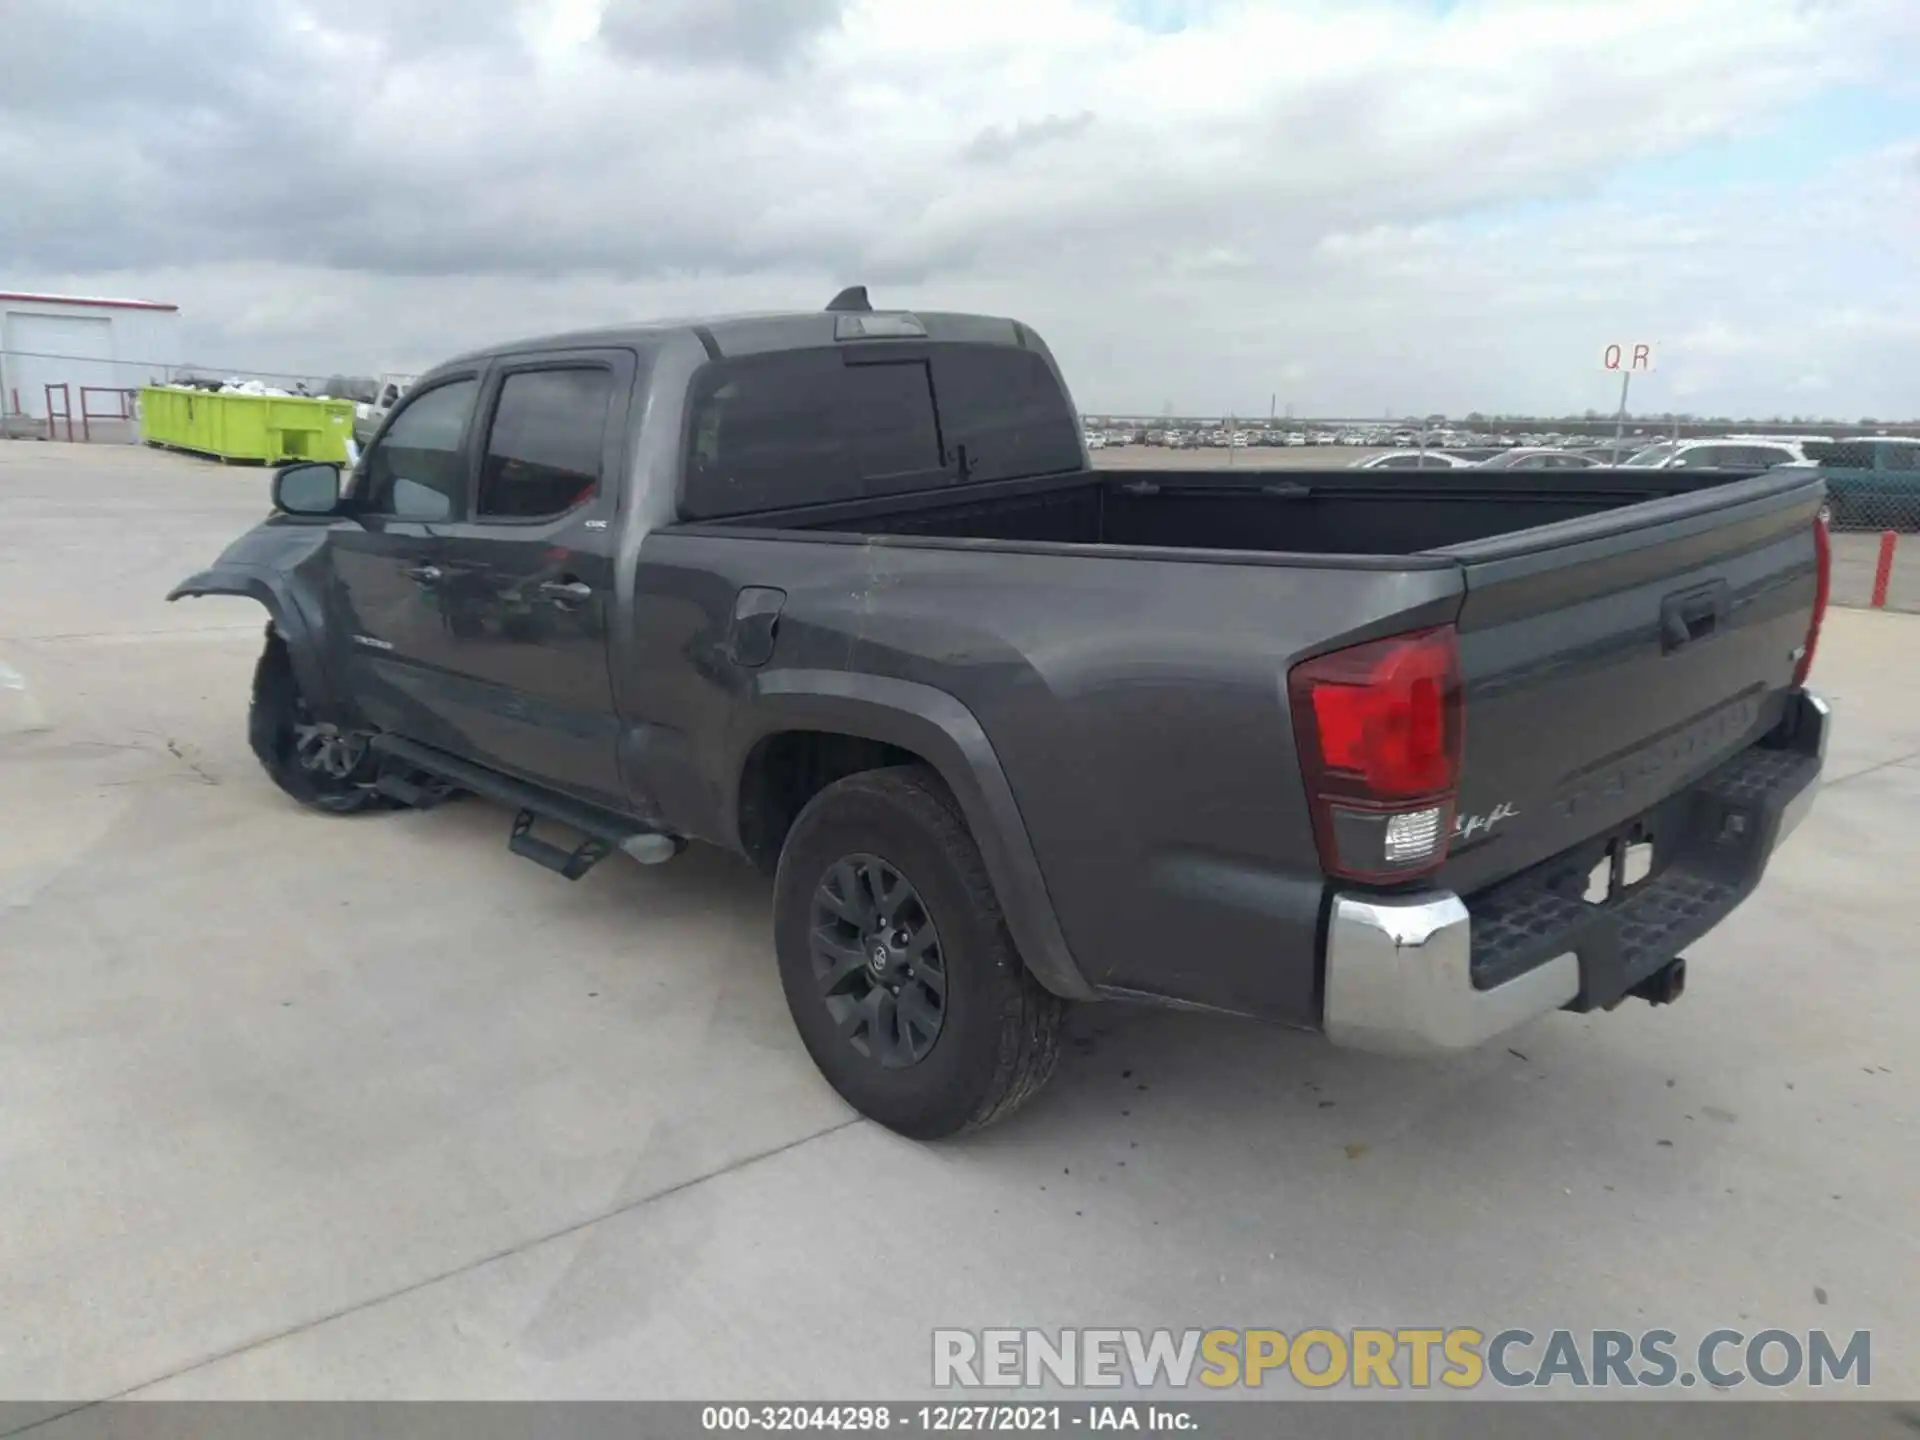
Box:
1807 440 1918 614
1810 440 1920 532
1 347 378 441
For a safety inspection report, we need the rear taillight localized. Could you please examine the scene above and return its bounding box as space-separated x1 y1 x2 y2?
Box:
1792 511 1830 689
1288 626 1463 884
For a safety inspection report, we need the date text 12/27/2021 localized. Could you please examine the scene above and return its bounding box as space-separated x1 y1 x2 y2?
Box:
701 1405 1196 1433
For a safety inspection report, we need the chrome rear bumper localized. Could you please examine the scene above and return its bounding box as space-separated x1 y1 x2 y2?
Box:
1322 689 1827 1057
1322 893 1579 1056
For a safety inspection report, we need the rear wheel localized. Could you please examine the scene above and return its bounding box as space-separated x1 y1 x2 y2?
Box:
249 634 389 814
773 766 1065 1139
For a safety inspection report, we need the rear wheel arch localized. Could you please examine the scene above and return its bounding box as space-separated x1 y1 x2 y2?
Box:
737 729 920 875
730 677 1097 1002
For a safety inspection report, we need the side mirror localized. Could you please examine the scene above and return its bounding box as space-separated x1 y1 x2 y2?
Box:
272 461 343 516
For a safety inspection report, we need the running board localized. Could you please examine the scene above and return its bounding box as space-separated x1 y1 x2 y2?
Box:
368 734 683 880
373 765 461 809
510 810 611 880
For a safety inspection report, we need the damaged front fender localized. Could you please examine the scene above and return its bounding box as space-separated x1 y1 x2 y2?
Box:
168 522 344 716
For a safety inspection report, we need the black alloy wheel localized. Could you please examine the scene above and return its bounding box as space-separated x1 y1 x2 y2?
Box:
249 632 389 814
772 766 1065 1139
289 698 371 785
810 854 948 1068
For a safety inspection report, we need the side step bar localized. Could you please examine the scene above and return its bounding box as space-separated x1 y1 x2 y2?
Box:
509 810 612 882
369 734 684 881
373 767 461 809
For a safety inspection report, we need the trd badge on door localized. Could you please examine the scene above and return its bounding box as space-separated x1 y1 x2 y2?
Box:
352 634 395 651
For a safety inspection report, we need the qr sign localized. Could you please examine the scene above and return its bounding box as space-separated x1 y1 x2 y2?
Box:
1602 343 1656 373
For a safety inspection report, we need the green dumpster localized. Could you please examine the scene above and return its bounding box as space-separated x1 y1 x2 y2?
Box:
137 386 195 449
140 387 355 464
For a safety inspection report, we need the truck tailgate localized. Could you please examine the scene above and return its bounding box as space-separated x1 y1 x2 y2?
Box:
1434 468 1824 898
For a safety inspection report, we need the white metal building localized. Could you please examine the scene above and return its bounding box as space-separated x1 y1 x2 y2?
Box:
0 291 181 422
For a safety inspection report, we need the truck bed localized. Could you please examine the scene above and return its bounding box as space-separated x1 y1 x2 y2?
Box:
716 466 1770 557
675 461 1825 1020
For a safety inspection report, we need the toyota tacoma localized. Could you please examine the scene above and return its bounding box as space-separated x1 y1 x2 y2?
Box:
171 289 1831 1138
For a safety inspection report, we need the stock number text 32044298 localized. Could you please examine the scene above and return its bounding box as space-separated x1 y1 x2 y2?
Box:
702 1405 1072 1433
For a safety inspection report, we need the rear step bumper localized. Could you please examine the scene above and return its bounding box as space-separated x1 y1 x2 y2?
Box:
1322 689 1828 1057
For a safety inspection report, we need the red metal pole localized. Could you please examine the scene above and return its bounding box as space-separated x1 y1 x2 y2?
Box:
45 384 73 441
1871 530 1898 609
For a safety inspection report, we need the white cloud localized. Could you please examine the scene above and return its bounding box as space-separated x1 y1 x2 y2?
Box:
1 0 1915 416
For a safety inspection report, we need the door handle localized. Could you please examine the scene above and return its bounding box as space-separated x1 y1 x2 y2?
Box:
404 564 443 585
539 580 594 605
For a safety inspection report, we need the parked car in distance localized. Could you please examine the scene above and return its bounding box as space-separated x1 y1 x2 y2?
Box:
1474 448 1603 471
352 371 420 446
1791 437 1920 530
1570 442 1635 463
1623 437 1811 470
170 289 1831 1140
319 375 379 405
1352 449 1475 469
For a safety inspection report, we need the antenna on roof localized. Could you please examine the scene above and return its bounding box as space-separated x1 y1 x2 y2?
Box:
825 286 872 314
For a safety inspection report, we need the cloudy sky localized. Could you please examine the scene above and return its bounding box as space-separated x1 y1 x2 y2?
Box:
4 0 1917 418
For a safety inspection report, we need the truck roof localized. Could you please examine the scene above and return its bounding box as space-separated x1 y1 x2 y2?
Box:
438 302 1040 370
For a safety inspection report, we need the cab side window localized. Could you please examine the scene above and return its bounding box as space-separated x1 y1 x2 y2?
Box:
930 345 1083 484
359 379 478 521
683 351 860 517
477 368 615 520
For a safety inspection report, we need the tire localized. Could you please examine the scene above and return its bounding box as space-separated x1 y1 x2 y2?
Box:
248 634 390 814
773 766 1066 1139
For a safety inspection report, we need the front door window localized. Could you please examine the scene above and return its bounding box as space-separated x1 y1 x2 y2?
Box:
358 379 478 521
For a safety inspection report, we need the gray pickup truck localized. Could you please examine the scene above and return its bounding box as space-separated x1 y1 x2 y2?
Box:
171 289 1831 1138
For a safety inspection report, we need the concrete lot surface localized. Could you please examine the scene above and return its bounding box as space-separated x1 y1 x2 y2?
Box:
2 440 1916 1404
1832 530 1919 613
